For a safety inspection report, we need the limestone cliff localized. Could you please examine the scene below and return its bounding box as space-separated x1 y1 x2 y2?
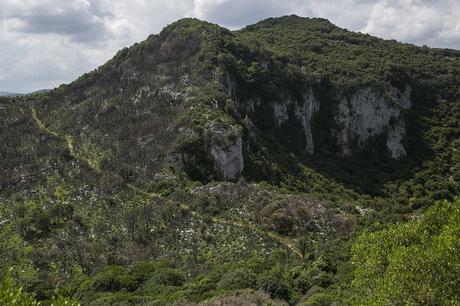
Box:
207 121 244 181
228 74 412 161
271 89 319 154
333 86 411 159
210 136 244 181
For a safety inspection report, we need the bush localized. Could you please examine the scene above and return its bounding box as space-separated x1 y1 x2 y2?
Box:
0 268 79 306
351 199 460 305
91 266 138 292
152 268 185 287
256 266 291 301
217 268 257 291
0 269 39 306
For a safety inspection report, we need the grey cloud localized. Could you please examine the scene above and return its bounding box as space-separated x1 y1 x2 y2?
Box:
1 0 460 93
360 0 460 48
10 12 108 42
196 0 303 28
6 5 113 42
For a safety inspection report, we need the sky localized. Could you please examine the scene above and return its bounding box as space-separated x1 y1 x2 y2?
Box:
1 0 460 93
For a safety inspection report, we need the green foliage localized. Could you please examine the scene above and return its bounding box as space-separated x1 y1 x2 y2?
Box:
0 268 39 306
90 266 138 292
256 265 291 300
1 15 460 306
351 199 460 305
50 290 80 306
217 268 257 291
0 268 79 306
238 15 460 96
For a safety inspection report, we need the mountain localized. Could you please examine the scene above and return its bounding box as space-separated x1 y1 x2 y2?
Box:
0 89 50 97
29 89 51 94
0 91 22 96
1 15 459 305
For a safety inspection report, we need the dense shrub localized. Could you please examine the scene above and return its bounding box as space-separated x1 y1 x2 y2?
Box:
351 199 460 304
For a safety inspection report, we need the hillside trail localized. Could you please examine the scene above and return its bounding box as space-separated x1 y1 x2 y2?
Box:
31 107 101 173
31 107 302 258
212 217 302 257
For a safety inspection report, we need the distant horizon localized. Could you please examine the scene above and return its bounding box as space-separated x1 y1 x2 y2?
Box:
2 0 460 93
0 89 51 95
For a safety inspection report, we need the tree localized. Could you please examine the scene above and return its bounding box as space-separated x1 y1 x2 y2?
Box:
0 268 80 306
0 268 39 306
351 199 460 305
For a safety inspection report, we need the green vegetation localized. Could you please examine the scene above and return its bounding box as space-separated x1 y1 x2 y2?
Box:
1 15 460 305
352 199 460 305
0 268 79 305
229 16 460 208
1 269 39 306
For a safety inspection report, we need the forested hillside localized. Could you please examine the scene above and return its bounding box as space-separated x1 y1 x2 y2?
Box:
1 15 459 305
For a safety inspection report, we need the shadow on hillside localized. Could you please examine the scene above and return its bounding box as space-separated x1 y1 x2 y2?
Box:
244 99 436 200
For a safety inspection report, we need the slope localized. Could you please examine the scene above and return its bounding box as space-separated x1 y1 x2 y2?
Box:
1 15 460 305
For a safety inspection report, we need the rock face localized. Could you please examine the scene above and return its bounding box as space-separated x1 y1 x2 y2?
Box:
210 136 244 181
221 69 412 183
386 123 407 159
333 86 411 158
272 89 319 154
232 80 412 162
207 122 244 181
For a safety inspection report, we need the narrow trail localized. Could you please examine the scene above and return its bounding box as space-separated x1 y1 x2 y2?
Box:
212 217 302 257
31 107 301 258
127 183 162 199
31 107 158 197
126 186 302 257
31 107 101 173
31 108 59 138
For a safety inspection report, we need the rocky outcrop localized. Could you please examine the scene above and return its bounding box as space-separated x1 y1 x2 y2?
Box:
386 122 407 158
210 136 244 181
333 86 411 158
208 122 244 181
226 69 412 161
225 70 238 99
296 90 320 154
272 89 319 154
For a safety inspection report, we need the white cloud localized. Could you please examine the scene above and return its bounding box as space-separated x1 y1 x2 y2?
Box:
0 0 459 93
195 0 298 29
362 0 444 43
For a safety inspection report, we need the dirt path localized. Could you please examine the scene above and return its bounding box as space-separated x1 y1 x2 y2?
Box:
31 107 101 173
212 217 302 257
31 108 59 138
31 107 302 258
127 183 162 198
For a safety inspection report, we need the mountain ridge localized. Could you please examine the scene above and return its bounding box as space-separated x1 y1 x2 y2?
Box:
0 89 51 97
1 15 459 305
0 91 22 97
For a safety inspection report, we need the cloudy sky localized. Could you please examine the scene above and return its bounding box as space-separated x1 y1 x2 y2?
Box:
1 0 459 93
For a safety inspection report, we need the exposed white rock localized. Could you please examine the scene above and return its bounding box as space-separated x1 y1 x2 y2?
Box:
131 86 152 104
228 64 411 159
272 89 319 154
207 122 244 181
273 102 289 126
242 98 259 114
334 86 410 159
295 90 320 154
387 122 407 158
210 136 244 181
225 70 237 99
